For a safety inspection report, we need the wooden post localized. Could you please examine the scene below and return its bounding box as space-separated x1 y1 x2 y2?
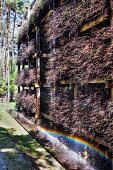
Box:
74 83 78 99
18 63 20 94
110 0 113 26
110 0 113 101
35 26 40 120
111 83 113 102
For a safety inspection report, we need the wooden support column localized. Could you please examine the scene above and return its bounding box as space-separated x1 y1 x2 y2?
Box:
35 26 40 120
111 80 113 102
110 0 113 26
70 83 74 101
51 86 56 100
74 83 78 99
27 35 29 43
17 64 21 93
17 63 21 110
28 60 30 68
110 0 113 101
111 87 113 102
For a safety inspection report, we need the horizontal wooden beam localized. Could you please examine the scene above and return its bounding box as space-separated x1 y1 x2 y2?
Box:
41 112 53 121
88 79 105 84
88 78 111 84
60 80 74 84
35 83 40 87
80 14 107 32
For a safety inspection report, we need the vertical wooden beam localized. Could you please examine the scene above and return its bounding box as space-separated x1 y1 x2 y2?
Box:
35 26 40 120
110 0 113 26
17 63 21 110
110 0 113 102
28 60 30 68
70 83 74 101
18 63 20 94
111 82 113 102
51 86 56 100
74 83 78 99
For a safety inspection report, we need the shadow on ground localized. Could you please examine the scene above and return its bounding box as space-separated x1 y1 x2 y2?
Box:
0 127 58 170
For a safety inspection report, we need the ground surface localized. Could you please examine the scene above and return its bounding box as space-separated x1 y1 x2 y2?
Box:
0 103 64 170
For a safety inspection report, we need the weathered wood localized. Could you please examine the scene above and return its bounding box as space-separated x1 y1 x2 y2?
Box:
111 83 113 102
110 0 113 26
35 26 40 120
60 79 75 84
41 112 53 121
81 14 107 32
35 88 40 119
88 79 105 84
35 83 40 87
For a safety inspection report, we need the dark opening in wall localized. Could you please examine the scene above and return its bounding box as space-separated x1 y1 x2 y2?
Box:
29 30 36 42
78 83 111 104
40 58 49 85
40 87 51 114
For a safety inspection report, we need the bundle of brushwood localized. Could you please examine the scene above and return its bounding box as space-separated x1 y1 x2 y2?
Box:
16 68 38 86
46 27 113 84
17 39 36 64
48 88 73 132
17 43 28 64
48 85 113 148
28 0 53 29
18 21 29 46
16 91 37 114
43 0 106 41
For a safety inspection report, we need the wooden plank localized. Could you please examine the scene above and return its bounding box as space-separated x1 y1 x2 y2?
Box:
35 26 40 120
42 54 51 58
60 79 75 84
88 79 106 84
110 0 113 26
88 78 112 84
35 91 40 119
41 112 53 121
80 14 107 32
111 84 113 102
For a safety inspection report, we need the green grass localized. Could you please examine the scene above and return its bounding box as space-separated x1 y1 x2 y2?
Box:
0 102 64 169
0 127 36 170
0 102 16 112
